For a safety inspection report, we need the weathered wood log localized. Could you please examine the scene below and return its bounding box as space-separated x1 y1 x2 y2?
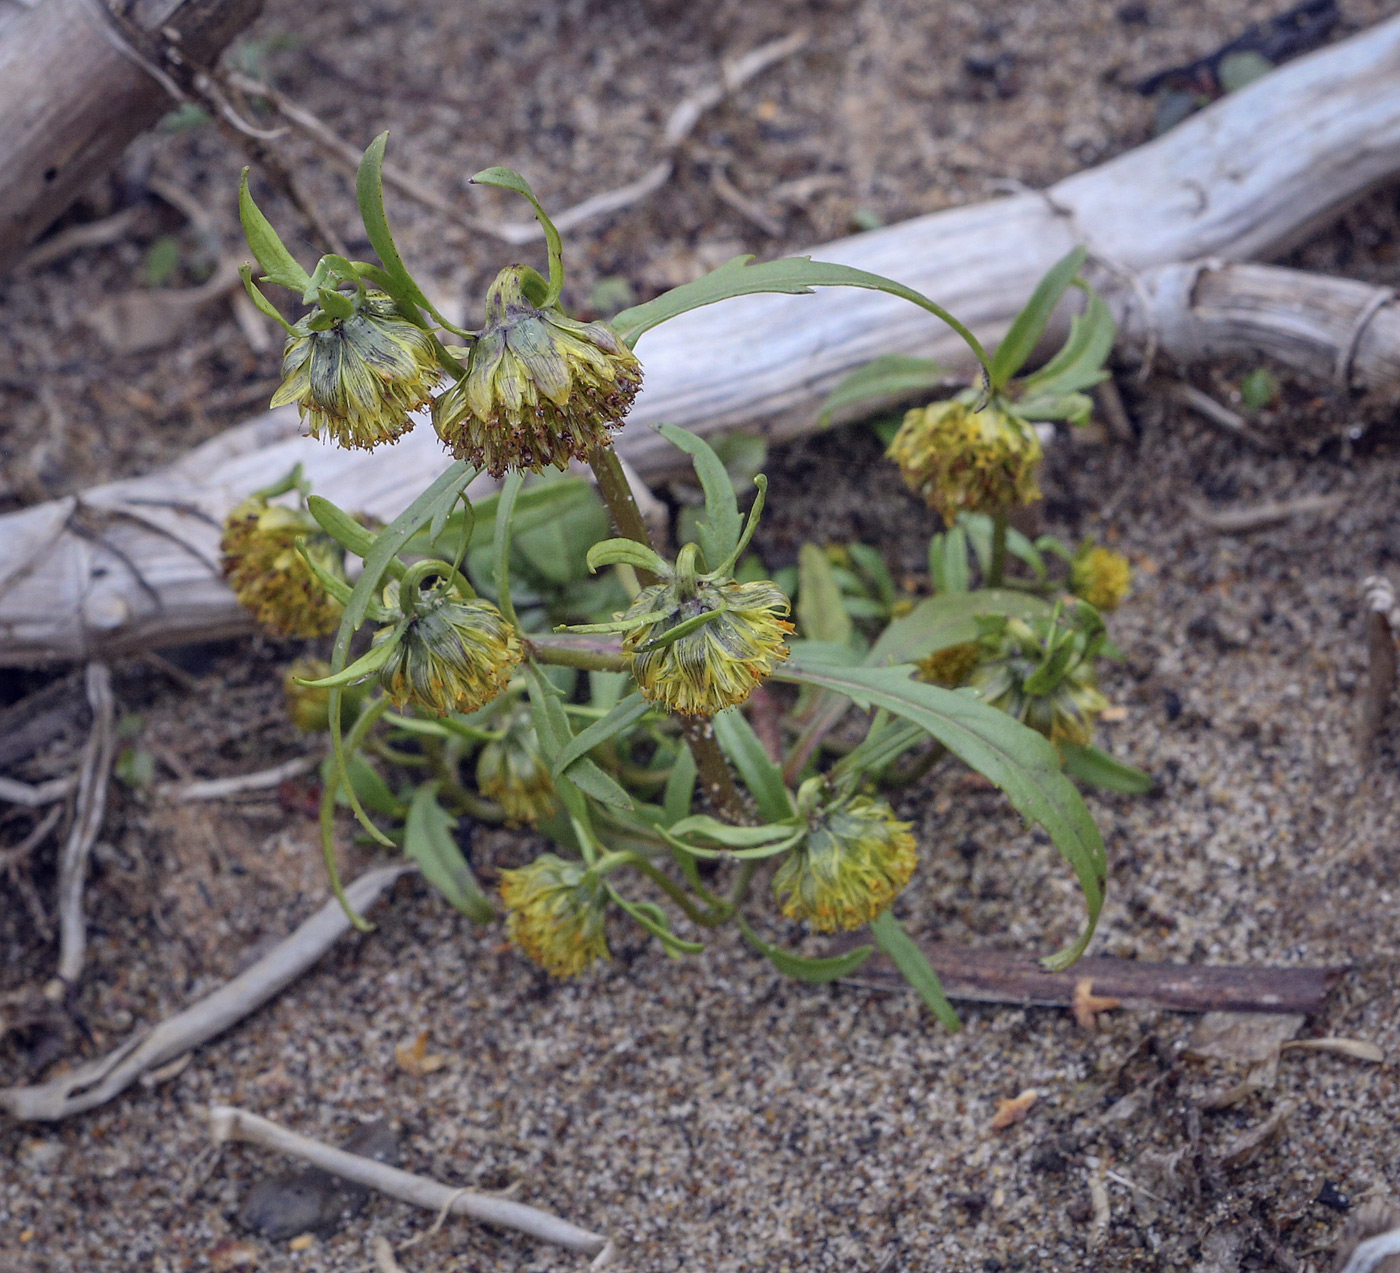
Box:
6 15 1400 665
0 0 263 272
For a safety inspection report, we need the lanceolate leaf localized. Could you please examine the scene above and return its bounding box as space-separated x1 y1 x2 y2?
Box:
610 256 989 377
774 658 1106 971
737 917 874 983
552 691 653 779
1061 743 1153 794
871 590 1052 665
356 133 433 312
471 166 565 307
713 707 795 822
238 169 312 292
869 911 961 1029
797 543 855 648
1017 285 1115 399
818 354 948 425
655 424 740 571
989 246 1086 391
404 783 495 923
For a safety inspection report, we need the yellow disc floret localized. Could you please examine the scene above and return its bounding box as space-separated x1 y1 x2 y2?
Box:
500 854 609 977
221 497 344 638
1069 544 1132 612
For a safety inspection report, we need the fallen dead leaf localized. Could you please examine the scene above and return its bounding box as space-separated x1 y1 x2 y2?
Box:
1280 1037 1385 1064
209 1238 259 1272
395 1030 447 1076
1073 978 1121 1030
991 1088 1038 1132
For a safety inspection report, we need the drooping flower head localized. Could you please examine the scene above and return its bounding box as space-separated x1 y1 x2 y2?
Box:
968 606 1109 749
622 572 793 717
221 496 344 638
271 290 440 450
373 575 522 718
500 853 609 977
477 705 556 826
283 657 368 732
433 265 642 477
1069 543 1132 612
888 391 1042 526
773 783 918 932
917 641 982 689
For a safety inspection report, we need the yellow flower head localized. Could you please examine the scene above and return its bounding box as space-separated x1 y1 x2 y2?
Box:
887 394 1042 525
774 789 918 932
271 291 440 450
622 576 793 717
500 854 609 977
373 579 523 718
221 496 344 638
969 612 1108 749
283 657 368 732
1069 544 1132 612
917 641 981 689
433 265 642 477
477 707 555 826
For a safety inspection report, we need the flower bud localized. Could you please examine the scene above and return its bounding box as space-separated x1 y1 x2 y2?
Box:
917 641 981 689
969 613 1108 749
221 497 344 638
374 579 523 718
433 266 642 477
271 291 440 451
1069 544 1132 612
887 393 1042 525
500 854 609 976
477 707 555 825
622 576 793 717
773 789 918 932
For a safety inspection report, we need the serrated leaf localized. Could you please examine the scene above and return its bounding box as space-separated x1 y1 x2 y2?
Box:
553 691 653 779
774 658 1105 971
990 246 1086 390
713 707 794 822
404 783 495 923
656 424 740 571
739 918 874 983
238 169 311 292
818 354 948 424
797 543 855 647
1060 743 1153 794
869 911 961 1029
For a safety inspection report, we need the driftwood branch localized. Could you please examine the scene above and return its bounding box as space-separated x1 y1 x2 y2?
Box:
8 17 1400 663
0 0 264 272
208 1105 610 1257
0 864 410 1121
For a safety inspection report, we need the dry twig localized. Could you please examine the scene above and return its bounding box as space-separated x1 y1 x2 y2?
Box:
208 1105 609 1257
0 774 77 807
1167 381 1276 451
1187 491 1347 533
0 865 410 1120
157 753 319 803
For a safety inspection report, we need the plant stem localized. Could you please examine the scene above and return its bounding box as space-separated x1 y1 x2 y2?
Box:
588 443 659 584
527 634 630 673
987 513 1008 588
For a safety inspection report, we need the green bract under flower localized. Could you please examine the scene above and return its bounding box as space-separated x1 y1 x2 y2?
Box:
500 854 609 977
622 577 793 717
774 792 918 932
887 393 1042 525
477 707 555 826
373 580 522 718
221 497 344 638
1070 544 1132 612
271 291 440 451
433 265 642 477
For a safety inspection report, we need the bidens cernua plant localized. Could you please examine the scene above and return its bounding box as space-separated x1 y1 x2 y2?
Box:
228 135 1145 1027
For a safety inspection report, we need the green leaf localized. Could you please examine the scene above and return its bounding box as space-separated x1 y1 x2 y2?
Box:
818 354 948 425
356 133 433 313
713 708 795 822
869 911 961 1029
668 815 797 846
607 887 705 956
738 917 874 983
317 286 355 321
611 257 989 378
928 526 970 594
238 265 296 335
471 166 565 307
492 470 524 627
797 543 855 647
403 783 495 923
308 496 390 569
774 658 1105 971
1060 743 1153 794
871 589 1051 665
553 691 653 779
1018 286 1115 399
990 246 1086 391
524 662 633 811
585 537 673 579
656 424 741 571
661 743 697 825
847 542 896 610
339 754 402 818
238 169 312 292
1014 391 1094 427
296 629 402 688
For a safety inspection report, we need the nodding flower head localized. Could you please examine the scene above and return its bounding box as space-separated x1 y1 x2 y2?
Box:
271 291 440 451
969 608 1109 749
433 265 642 477
773 786 918 932
373 575 522 718
1069 544 1132 612
622 572 793 718
917 641 981 689
477 707 555 826
500 854 609 977
221 497 344 638
887 393 1042 526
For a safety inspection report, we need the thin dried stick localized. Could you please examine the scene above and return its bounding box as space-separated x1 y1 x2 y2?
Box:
1188 492 1347 533
1358 575 1398 759
55 662 115 984
208 1105 609 1257
0 865 411 1121
0 773 77 807
0 802 64 941
157 753 319 803
1167 381 1276 451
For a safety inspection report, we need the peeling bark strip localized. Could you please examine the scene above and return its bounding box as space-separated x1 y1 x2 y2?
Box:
8 16 1400 664
846 944 1347 1015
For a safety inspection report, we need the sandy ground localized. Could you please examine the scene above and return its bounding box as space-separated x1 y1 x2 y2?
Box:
4 0 1400 1270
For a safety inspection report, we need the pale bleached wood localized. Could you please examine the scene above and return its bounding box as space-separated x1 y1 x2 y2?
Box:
0 0 263 271
7 16 1400 665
